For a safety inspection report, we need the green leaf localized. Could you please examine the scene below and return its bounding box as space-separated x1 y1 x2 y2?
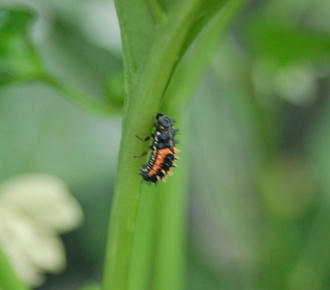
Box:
79 283 101 290
45 18 123 108
246 20 330 64
289 100 330 290
0 8 42 86
0 8 34 32
0 8 123 116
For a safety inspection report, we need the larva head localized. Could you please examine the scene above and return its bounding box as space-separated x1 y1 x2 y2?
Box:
156 113 175 131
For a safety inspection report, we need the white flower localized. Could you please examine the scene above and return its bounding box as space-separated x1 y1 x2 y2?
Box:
0 174 83 287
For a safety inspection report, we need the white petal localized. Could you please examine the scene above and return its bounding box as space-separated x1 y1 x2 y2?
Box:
0 174 83 232
0 206 45 286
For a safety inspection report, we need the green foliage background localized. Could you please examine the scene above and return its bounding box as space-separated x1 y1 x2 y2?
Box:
0 0 329 289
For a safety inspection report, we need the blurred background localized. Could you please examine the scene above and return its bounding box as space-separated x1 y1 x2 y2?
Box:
0 0 329 289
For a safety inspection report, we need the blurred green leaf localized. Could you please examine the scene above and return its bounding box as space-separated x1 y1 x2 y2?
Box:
288 99 330 290
247 21 330 64
0 8 123 116
0 8 33 32
44 18 123 106
260 158 315 219
0 8 42 86
79 282 100 290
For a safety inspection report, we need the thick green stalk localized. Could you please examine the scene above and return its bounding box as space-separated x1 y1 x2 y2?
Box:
152 114 188 290
0 248 30 290
166 0 249 108
127 186 158 290
151 1 249 289
102 0 249 289
102 1 218 289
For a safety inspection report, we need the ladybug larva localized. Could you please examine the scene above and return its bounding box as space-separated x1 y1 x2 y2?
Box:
135 113 179 183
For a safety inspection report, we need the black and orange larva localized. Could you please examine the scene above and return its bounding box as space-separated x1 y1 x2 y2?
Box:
135 113 179 183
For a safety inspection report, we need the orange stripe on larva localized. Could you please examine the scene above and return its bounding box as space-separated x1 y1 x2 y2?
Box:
149 148 173 176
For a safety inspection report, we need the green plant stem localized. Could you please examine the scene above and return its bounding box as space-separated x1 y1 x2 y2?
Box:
166 0 249 107
102 0 248 289
102 1 224 289
40 74 114 116
151 1 249 289
152 115 188 290
127 186 158 290
128 114 188 290
0 247 30 290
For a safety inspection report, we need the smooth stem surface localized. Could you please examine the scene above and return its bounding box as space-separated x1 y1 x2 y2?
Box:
102 1 214 289
127 186 158 290
150 2 249 288
152 114 188 290
128 114 188 290
166 0 249 108
0 248 30 290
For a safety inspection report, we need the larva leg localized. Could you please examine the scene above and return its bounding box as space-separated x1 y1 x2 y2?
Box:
136 135 151 142
133 150 149 158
